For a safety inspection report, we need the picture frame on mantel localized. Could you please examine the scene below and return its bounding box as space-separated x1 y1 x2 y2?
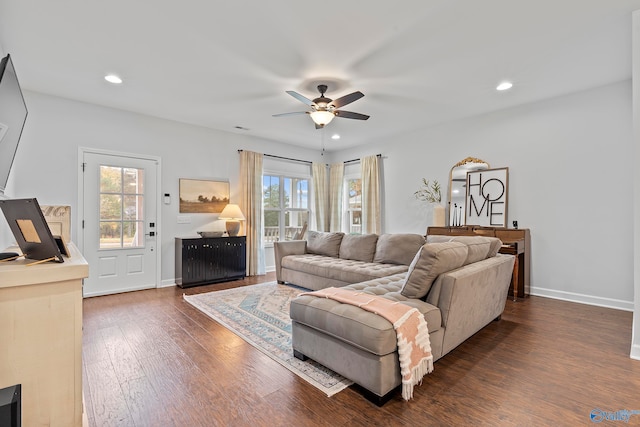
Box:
179 179 229 214
465 167 508 227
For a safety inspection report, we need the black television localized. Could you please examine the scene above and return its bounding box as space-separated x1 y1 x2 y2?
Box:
0 54 28 194
0 384 20 427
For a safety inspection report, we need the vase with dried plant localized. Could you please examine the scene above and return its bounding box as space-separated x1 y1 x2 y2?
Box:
415 179 445 226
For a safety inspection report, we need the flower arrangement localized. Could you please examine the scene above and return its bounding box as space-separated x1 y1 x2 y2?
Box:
414 178 441 204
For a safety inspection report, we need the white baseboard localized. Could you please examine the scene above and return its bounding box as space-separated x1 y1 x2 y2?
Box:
265 265 275 273
159 279 177 288
530 287 634 312
84 284 156 298
631 344 640 360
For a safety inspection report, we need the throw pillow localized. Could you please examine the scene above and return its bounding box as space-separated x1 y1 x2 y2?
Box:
306 231 344 257
400 242 468 299
373 233 426 265
339 234 379 262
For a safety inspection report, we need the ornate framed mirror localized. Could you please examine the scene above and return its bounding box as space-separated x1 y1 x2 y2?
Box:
447 157 489 226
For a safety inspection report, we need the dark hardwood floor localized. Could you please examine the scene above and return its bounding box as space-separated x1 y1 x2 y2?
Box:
83 273 640 426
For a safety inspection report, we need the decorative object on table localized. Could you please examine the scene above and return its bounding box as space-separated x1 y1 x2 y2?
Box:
179 178 229 213
465 167 509 227
196 231 224 238
0 198 64 263
218 203 245 236
447 157 490 226
183 282 353 396
451 203 464 227
414 178 445 226
40 205 71 244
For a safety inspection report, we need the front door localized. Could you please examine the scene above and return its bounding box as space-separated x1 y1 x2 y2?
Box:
81 150 159 297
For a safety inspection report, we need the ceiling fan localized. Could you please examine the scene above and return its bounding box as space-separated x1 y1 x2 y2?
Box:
273 84 370 129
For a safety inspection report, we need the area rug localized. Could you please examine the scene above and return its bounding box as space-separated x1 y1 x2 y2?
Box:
183 282 353 396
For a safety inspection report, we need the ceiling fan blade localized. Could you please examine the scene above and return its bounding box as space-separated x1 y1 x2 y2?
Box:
330 91 364 109
272 111 309 117
286 91 314 106
335 110 370 120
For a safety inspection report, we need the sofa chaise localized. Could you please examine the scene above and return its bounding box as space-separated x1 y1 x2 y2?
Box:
274 231 515 404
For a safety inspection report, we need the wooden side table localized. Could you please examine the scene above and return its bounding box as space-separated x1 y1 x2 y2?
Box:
498 239 525 301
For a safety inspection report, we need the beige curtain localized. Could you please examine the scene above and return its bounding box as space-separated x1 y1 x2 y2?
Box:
312 162 329 232
361 155 381 234
328 162 344 232
239 150 265 276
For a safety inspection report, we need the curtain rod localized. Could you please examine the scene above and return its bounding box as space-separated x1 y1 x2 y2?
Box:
343 154 382 164
238 150 382 165
238 150 312 165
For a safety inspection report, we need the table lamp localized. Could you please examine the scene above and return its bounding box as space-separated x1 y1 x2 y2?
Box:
218 204 245 236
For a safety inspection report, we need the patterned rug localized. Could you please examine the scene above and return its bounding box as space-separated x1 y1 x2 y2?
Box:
183 282 353 396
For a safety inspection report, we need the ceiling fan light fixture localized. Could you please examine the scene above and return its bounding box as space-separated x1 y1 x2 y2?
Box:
310 110 335 126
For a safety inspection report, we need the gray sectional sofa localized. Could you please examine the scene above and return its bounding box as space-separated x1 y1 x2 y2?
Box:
274 231 515 404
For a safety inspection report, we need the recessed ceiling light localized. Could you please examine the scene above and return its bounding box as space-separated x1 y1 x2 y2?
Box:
104 74 123 84
496 81 513 91
331 134 340 140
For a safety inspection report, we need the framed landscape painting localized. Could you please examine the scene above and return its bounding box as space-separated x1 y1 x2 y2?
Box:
179 179 229 213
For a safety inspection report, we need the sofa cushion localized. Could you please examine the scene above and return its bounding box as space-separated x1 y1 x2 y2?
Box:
339 234 379 262
400 242 468 299
306 231 344 257
290 274 441 357
281 254 409 284
373 233 425 265
426 235 501 263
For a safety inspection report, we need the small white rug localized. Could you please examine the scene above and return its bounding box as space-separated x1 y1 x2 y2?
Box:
183 282 353 397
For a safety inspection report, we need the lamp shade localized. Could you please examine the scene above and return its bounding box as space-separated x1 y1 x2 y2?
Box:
310 110 335 126
219 204 245 236
218 204 245 220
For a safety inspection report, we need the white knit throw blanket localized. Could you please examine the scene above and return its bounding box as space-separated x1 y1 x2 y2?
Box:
301 287 433 400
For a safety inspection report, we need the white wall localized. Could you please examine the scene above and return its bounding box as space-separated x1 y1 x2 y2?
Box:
1 73 633 313
631 10 640 360
0 90 324 285
330 81 634 310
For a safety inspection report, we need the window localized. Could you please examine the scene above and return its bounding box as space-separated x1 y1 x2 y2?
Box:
263 174 309 244
99 165 145 249
344 177 362 234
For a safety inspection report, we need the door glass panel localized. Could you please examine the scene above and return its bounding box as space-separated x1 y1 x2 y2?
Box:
123 195 143 220
100 166 122 192
100 194 122 220
100 222 122 248
123 221 143 247
123 168 143 193
99 165 145 249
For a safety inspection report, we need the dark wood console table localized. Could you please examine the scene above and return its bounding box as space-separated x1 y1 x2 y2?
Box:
175 236 246 288
427 226 530 300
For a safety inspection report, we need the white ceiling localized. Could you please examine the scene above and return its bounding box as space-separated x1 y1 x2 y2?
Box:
1 0 639 152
